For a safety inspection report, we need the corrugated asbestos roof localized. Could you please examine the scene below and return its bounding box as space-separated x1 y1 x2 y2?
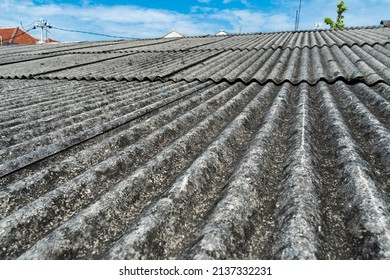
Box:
0 26 389 260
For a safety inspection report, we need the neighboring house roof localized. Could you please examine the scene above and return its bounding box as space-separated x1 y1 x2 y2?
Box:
0 27 59 45
0 26 389 260
0 27 39 44
43 38 60 44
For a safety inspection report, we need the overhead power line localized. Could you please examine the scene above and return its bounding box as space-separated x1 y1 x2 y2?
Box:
50 26 137 40
1 19 137 46
0 19 52 45
20 21 37 30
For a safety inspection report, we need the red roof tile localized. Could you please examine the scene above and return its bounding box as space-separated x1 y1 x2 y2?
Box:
45 38 59 43
0 27 38 45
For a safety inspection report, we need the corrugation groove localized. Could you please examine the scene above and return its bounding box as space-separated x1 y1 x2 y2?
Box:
353 83 390 128
210 50 258 82
30 53 137 78
1 82 242 258
340 46 383 84
159 50 225 80
45 38 180 55
330 82 390 190
352 45 390 80
375 83 390 100
104 83 275 259
36 50 223 81
0 81 211 178
0 82 222 218
0 80 155 115
332 29 366 46
0 53 126 78
0 54 55 66
0 80 156 126
271 84 322 259
318 82 390 259
169 45 389 85
331 46 365 81
0 42 134 66
313 31 327 47
190 83 293 259
15 82 259 260
0 80 82 111
172 50 236 80
2 44 390 86
0 79 64 97
0 81 185 150
195 35 258 51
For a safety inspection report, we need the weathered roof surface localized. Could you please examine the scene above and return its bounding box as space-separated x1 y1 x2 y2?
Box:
0 26 389 260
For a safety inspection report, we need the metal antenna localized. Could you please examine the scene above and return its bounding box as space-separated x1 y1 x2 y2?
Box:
34 18 52 43
295 0 302 31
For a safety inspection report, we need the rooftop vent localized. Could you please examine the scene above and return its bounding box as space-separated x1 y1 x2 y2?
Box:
162 30 184 38
380 20 390 27
215 30 228 36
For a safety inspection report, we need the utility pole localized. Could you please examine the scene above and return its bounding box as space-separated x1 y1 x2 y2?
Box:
34 18 51 43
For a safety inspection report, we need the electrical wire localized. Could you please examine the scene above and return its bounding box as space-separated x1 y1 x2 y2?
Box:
50 26 137 40
1 23 137 45
20 21 37 30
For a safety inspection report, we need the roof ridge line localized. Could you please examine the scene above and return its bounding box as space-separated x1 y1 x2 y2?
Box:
1 74 388 88
40 41 389 56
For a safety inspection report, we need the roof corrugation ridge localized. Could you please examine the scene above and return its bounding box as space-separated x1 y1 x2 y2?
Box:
318 82 390 259
12 82 252 259
1 79 389 259
0 81 219 218
189 83 292 259
105 82 277 259
0 81 212 178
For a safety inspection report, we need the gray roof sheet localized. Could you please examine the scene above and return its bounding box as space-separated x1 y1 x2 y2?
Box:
0 26 389 260
1 27 389 85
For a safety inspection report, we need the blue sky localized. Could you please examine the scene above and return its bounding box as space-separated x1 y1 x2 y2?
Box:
1 0 389 42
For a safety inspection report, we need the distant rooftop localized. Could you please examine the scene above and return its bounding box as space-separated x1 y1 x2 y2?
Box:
162 30 185 38
0 27 59 45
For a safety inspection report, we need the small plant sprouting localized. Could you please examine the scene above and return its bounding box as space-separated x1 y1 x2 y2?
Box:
324 1 348 29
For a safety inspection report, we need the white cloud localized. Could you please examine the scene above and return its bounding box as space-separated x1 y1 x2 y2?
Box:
211 9 293 33
197 0 212 3
1 0 273 41
223 0 250 6
191 6 218 13
0 1 200 41
0 0 388 42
